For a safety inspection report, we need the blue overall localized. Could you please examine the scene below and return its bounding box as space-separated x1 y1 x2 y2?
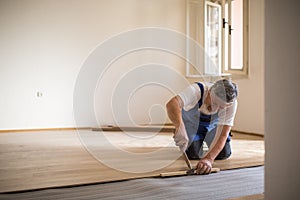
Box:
182 82 231 160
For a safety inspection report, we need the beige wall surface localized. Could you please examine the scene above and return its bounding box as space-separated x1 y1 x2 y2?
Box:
0 0 264 134
0 0 186 129
265 0 300 199
232 0 265 135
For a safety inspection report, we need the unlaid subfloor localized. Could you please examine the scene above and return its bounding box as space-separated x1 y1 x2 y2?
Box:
0 166 265 200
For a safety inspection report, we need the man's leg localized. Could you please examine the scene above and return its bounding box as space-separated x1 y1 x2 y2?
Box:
186 139 231 160
204 129 232 160
186 139 204 160
215 140 231 160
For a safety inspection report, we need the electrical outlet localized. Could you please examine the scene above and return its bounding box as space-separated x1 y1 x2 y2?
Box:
37 91 43 97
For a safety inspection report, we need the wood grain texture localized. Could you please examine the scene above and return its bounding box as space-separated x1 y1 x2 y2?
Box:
227 193 264 200
159 167 220 177
0 130 264 193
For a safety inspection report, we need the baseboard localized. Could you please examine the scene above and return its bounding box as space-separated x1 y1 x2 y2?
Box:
232 129 264 137
0 125 174 133
92 125 175 133
0 127 264 137
0 127 91 133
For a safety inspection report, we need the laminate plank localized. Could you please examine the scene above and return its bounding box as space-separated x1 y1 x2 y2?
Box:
228 193 264 200
0 130 264 193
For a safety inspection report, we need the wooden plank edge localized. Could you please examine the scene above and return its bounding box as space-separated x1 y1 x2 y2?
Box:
0 127 91 133
92 126 176 133
227 193 264 200
0 168 220 194
231 130 264 137
159 168 220 177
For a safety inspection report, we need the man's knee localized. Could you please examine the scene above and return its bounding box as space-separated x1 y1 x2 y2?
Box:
186 140 232 160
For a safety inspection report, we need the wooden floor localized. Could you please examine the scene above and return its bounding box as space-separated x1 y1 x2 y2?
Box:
228 193 264 200
0 129 264 193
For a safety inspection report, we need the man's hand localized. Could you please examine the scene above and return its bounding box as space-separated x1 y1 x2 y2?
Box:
173 122 189 152
195 158 213 175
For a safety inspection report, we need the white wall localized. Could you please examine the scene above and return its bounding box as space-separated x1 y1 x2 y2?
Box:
0 0 265 133
265 0 300 199
0 0 186 130
232 0 265 135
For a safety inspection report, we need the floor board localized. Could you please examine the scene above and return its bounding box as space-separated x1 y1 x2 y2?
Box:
228 193 264 200
0 130 264 193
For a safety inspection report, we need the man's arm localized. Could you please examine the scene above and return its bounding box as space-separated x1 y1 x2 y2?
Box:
166 96 183 129
195 125 231 174
166 96 189 152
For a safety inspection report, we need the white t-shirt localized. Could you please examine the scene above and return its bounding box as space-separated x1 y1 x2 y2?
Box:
178 83 238 127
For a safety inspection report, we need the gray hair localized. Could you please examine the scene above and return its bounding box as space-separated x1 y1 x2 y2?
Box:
210 79 238 103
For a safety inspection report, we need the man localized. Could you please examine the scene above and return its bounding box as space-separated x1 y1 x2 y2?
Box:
166 79 238 175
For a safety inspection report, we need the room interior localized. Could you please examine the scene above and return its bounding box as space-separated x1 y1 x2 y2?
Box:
0 0 299 199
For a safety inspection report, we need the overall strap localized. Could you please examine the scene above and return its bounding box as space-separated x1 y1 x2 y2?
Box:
195 82 204 107
195 82 216 141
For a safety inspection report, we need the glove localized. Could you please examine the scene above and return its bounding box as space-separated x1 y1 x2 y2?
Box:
173 122 189 152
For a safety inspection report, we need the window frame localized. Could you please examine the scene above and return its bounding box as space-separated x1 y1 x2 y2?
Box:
223 0 249 76
185 0 249 78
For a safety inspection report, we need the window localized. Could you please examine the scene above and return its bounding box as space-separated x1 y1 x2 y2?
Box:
205 1 222 75
224 0 248 75
186 0 248 77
